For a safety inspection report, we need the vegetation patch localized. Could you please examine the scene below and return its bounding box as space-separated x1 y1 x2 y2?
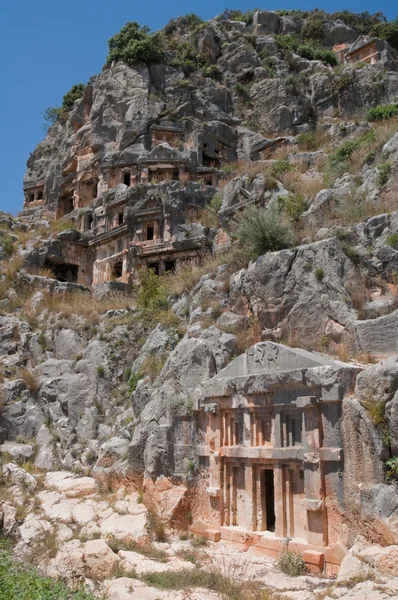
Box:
236 206 294 259
387 232 398 249
0 537 95 600
107 21 164 65
43 84 85 128
278 547 307 576
367 103 398 122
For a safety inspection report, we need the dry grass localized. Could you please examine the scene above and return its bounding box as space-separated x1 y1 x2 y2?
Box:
334 343 351 363
280 170 325 199
17 368 40 396
165 247 248 298
271 145 296 161
146 510 168 543
27 289 135 325
356 351 378 364
196 206 219 228
49 220 76 234
345 282 371 319
221 160 277 187
140 354 167 381
235 319 262 354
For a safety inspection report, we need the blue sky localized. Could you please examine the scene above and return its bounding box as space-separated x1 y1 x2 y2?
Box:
0 1 396 215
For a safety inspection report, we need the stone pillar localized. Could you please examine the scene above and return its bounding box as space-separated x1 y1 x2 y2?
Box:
298 396 327 547
243 409 251 447
274 465 285 538
245 462 255 530
274 408 282 447
224 460 230 526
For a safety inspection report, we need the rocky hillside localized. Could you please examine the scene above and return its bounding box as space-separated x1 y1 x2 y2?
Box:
2 7 398 600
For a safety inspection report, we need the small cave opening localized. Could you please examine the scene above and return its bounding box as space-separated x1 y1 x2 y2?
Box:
44 260 78 283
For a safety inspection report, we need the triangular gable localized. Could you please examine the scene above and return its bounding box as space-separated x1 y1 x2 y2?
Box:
213 342 337 379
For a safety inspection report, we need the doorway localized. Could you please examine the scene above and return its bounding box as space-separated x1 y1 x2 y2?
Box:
264 469 276 532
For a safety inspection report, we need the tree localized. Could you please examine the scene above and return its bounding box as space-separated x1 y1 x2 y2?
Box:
42 83 85 131
373 18 398 51
107 21 164 65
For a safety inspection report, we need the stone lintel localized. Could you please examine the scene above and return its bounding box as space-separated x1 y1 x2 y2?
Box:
204 403 219 414
319 447 343 461
296 396 318 408
204 528 221 542
300 498 324 511
319 385 343 402
206 487 222 497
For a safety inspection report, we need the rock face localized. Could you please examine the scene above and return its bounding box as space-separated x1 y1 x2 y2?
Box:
5 8 398 597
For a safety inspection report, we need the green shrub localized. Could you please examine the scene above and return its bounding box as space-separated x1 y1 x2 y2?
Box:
236 206 294 258
277 193 308 222
367 103 398 121
387 232 398 249
274 34 300 53
234 82 251 102
0 537 95 599
107 21 164 65
96 365 105 377
168 40 208 74
296 131 317 151
386 457 398 481
201 65 223 82
128 371 144 394
137 269 169 312
329 131 376 166
296 44 337 66
334 73 353 93
43 83 85 128
302 12 326 43
372 18 398 52
278 548 307 576
377 162 392 186
1 236 15 258
164 13 203 36
219 8 256 25
314 267 324 282
62 84 85 111
210 192 222 212
271 159 292 178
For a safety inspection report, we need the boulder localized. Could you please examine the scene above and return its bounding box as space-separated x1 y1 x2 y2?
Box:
0 441 34 461
53 476 98 498
337 554 367 582
83 539 120 580
100 512 148 543
252 10 280 35
2 463 37 492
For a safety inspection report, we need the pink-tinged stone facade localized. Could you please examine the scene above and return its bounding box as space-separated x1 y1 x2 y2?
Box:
194 342 361 574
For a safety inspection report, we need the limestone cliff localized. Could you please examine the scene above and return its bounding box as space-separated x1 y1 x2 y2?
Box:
2 8 398 595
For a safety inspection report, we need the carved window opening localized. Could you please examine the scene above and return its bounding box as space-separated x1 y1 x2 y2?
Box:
28 193 35 203
37 190 43 200
85 214 93 231
123 172 131 186
164 260 175 273
112 261 123 279
60 196 74 216
282 412 303 447
118 212 124 226
146 224 154 241
148 262 160 275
